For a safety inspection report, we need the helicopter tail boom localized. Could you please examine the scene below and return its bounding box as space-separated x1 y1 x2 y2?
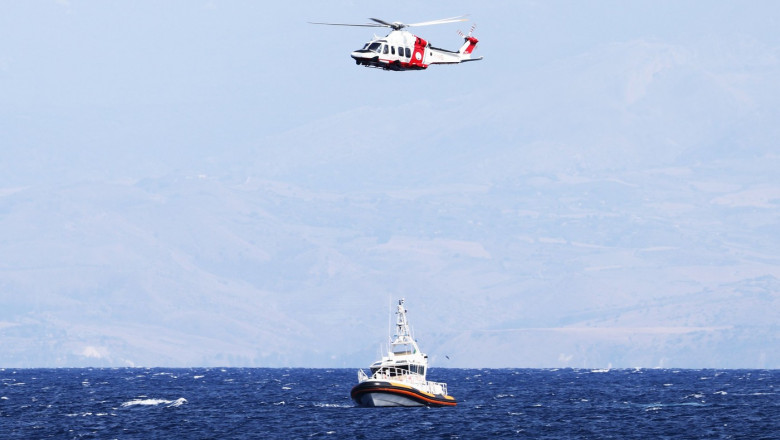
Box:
425 35 481 66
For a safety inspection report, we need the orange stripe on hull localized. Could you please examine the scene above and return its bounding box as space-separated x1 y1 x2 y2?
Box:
352 386 457 407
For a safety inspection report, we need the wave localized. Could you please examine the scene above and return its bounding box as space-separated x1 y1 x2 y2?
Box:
313 402 351 408
66 412 112 417
121 397 187 408
643 401 708 411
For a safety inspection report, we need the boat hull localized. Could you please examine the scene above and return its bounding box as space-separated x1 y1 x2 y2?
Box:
350 381 456 407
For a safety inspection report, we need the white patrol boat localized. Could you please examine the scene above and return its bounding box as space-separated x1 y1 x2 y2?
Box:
350 298 456 407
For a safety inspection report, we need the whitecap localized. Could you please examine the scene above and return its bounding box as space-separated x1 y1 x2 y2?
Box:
314 403 351 408
66 412 94 417
121 398 187 408
193 375 205 379
168 398 187 407
122 399 166 407
714 391 728 395
680 402 707 407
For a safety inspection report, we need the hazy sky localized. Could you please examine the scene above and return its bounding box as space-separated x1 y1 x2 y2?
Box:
1 1 778 368
4 0 776 185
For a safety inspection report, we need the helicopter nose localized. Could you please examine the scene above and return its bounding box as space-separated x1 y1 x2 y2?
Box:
350 49 374 64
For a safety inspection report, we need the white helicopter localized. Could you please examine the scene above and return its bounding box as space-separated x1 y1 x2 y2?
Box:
309 16 482 71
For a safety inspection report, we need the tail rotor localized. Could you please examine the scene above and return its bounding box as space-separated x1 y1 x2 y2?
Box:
457 23 477 39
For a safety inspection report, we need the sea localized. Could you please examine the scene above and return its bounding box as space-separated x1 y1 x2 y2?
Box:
1 368 777 439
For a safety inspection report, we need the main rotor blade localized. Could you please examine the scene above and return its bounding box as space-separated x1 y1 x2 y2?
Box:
308 21 387 28
406 15 469 28
368 18 397 28
309 15 469 30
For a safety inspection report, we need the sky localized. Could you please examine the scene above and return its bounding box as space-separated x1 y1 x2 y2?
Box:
1 1 778 368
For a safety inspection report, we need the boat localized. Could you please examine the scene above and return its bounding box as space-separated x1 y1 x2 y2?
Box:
350 298 456 407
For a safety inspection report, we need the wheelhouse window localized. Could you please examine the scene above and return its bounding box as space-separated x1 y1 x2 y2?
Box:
392 365 409 376
409 364 425 375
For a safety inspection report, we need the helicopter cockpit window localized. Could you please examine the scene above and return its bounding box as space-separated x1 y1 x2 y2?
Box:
368 42 381 53
383 45 389 54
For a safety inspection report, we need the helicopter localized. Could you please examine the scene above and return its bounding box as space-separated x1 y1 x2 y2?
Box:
309 16 482 71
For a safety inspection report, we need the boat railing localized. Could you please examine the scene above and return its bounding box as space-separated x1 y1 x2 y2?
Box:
371 367 422 380
366 366 449 396
429 381 448 396
369 366 425 383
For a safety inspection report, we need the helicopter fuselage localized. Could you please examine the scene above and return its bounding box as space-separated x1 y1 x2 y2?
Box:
350 30 479 71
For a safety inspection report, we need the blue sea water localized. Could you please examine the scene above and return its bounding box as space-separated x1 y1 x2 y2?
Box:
1 368 777 439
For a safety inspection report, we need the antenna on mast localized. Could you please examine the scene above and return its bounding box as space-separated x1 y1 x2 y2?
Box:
388 294 392 347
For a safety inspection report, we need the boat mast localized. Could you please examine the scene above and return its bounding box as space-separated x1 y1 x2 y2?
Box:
391 298 420 354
